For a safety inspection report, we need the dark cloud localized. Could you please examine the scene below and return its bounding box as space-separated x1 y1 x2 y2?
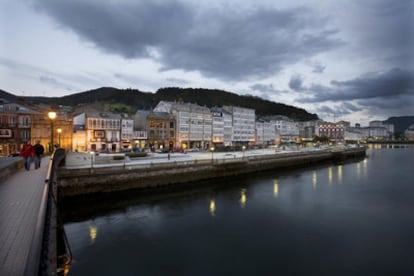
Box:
289 75 304 91
300 68 414 120
349 1 414 69
299 68 414 103
33 0 342 81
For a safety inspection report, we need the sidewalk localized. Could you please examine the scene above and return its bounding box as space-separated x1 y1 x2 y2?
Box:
0 157 49 275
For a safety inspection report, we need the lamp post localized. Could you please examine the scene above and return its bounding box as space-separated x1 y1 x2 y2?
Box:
242 145 246 159
48 111 57 153
210 146 215 163
57 128 62 147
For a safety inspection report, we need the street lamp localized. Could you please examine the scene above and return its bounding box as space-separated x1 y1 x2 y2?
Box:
48 111 57 153
210 146 215 163
57 128 62 147
242 145 246 159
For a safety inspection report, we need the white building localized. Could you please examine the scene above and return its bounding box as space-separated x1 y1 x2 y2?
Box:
211 107 224 145
405 124 414 141
121 118 134 150
154 101 212 150
256 119 276 146
368 120 394 139
72 112 121 152
271 115 300 142
223 106 255 145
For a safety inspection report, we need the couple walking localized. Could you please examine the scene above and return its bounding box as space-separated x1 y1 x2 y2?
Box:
20 140 44 170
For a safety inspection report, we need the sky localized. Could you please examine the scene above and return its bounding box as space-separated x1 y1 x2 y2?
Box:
1 0 413 125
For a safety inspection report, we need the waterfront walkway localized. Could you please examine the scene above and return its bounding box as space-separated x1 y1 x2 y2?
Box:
0 157 49 275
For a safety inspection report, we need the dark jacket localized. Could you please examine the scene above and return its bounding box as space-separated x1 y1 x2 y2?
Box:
34 143 45 156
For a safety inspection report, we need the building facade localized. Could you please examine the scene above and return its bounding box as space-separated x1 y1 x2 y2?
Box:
154 101 212 150
223 106 255 145
0 103 33 156
72 112 121 152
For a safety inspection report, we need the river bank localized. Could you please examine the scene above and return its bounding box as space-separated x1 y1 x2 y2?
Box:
57 146 366 198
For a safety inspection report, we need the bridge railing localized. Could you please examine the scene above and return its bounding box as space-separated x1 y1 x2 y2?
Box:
24 148 66 276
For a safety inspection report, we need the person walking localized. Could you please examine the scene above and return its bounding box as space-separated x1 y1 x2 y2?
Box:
33 140 45 169
20 141 34 171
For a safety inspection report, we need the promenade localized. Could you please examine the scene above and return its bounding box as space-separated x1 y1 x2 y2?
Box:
0 157 49 275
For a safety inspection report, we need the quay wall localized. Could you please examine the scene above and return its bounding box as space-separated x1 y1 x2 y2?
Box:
57 148 365 197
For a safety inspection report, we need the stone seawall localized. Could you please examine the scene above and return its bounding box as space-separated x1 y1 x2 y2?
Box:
57 147 366 198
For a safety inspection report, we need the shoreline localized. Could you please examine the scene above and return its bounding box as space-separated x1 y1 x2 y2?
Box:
57 146 366 198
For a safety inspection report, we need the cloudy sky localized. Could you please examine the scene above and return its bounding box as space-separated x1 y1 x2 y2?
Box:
1 0 413 125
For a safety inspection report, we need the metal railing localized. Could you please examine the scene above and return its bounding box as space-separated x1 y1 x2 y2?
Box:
24 148 68 276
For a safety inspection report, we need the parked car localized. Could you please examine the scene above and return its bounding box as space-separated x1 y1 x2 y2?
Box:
8 152 20 157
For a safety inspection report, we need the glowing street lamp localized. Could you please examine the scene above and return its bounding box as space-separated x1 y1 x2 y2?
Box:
57 128 62 147
210 146 215 163
48 111 57 153
242 145 246 159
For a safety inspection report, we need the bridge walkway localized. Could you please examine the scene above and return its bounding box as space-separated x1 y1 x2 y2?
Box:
0 157 49 275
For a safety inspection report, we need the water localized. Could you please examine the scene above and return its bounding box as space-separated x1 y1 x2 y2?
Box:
63 146 414 275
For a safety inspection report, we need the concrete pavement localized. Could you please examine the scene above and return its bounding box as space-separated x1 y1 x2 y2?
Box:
0 156 49 275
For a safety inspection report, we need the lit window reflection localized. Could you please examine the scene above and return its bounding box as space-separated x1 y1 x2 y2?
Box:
356 162 361 179
89 225 97 243
312 171 317 189
273 180 279 198
240 188 247 208
337 165 343 184
209 199 216 217
363 158 368 178
328 167 333 185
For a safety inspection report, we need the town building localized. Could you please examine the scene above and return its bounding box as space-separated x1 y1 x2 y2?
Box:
255 119 276 146
154 101 212 150
405 124 414 141
271 115 300 143
368 120 394 140
223 106 255 146
318 121 350 143
0 103 34 156
134 110 175 151
72 112 121 152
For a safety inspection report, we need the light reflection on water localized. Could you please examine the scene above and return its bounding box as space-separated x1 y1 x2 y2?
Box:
63 147 414 275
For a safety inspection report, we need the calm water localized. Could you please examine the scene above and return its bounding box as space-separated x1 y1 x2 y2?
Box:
63 146 414 275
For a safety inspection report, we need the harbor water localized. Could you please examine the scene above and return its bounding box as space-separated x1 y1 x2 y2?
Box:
63 145 414 275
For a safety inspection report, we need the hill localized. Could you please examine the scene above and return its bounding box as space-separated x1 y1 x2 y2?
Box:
384 116 414 134
16 87 318 121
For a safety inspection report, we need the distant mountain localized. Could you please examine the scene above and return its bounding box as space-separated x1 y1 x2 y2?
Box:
7 86 318 121
384 116 414 134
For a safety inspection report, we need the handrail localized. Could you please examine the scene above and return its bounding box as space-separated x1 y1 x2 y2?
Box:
24 149 67 276
24 179 49 276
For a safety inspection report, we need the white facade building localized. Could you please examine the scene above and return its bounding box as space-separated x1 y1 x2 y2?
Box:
121 118 134 150
72 112 121 152
256 120 276 146
272 115 300 142
223 106 255 145
154 101 212 149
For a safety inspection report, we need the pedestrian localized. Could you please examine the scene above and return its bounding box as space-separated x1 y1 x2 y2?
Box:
33 140 45 169
20 141 34 171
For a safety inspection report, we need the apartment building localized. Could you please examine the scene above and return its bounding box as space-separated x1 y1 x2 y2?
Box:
223 106 255 145
270 115 300 142
318 121 350 142
0 103 33 156
255 119 276 146
134 110 175 151
72 112 121 152
154 101 212 150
